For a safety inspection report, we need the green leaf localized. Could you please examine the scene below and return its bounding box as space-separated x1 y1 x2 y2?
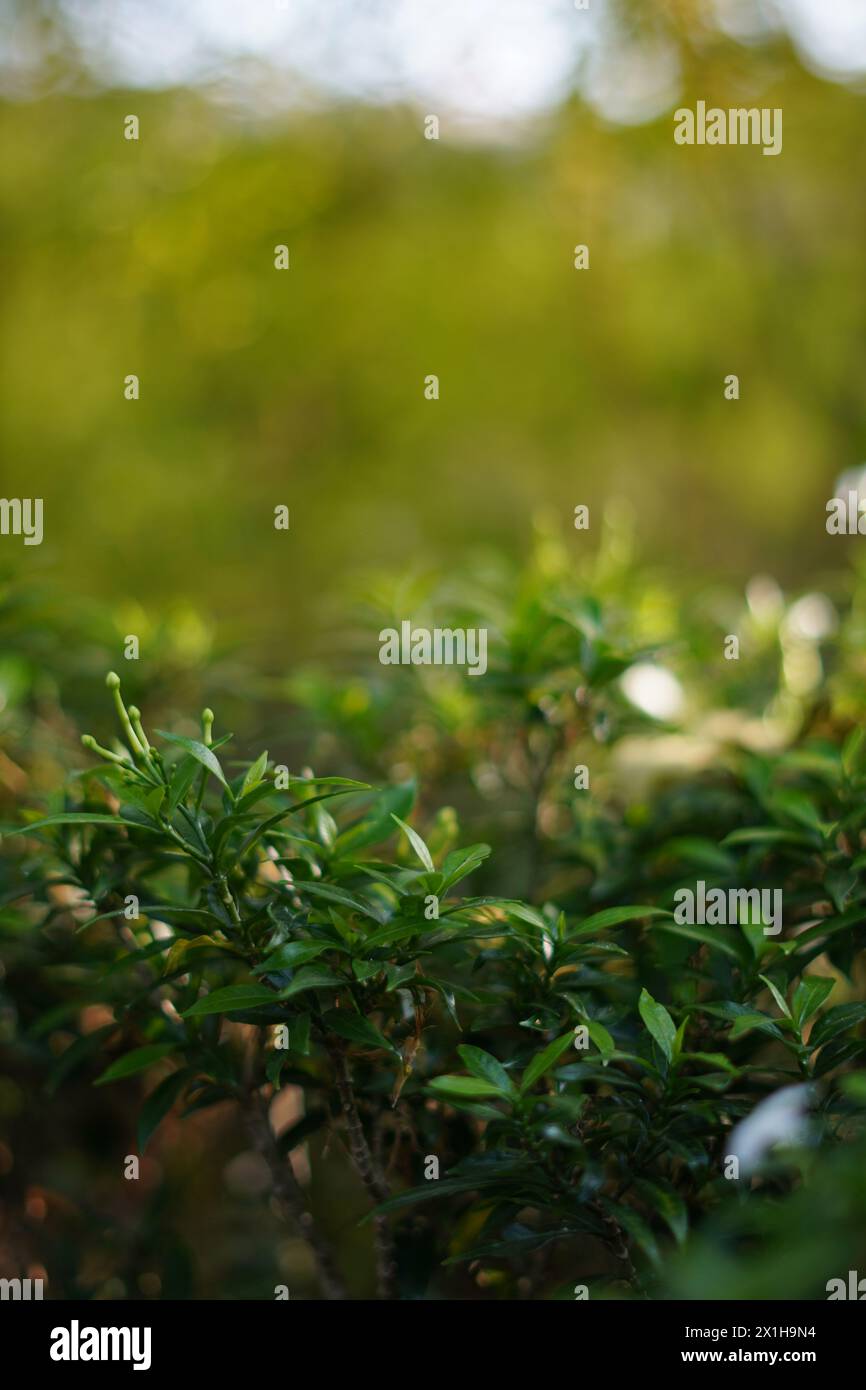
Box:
240 749 269 797
587 1020 615 1064
842 727 866 780
289 879 386 922
168 754 200 812
427 1075 507 1099
679 1051 738 1075
360 921 424 950
332 782 416 857
662 837 735 874
766 789 828 834
638 988 677 1063
792 905 866 949
277 965 344 999
138 1068 194 1151
457 1044 516 1096
758 973 792 1019
254 941 330 973
520 1033 575 1093
721 827 818 848
809 1003 866 1050
791 976 835 1029
236 788 363 860
391 813 434 871
182 984 276 1017
3 812 163 838
322 1010 399 1056
163 935 238 976
353 958 383 983
439 844 491 892
571 906 671 938
656 922 746 962
501 901 549 930
95 1043 178 1086
728 1011 785 1041
291 1013 311 1055
157 731 232 793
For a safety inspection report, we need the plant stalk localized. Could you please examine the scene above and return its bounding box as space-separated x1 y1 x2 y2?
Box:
327 1038 398 1299
244 1093 347 1301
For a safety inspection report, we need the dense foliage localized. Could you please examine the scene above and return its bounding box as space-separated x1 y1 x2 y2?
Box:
3 549 866 1299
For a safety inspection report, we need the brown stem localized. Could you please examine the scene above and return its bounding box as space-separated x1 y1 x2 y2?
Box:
243 1094 347 1301
326 1039 398 1299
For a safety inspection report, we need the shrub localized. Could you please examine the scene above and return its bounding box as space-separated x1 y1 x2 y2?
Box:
5 663 866 1300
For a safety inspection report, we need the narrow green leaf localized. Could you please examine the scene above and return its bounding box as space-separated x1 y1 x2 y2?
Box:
288 879 386 922
240 749 269 798
138 1068 193 1152
95 1043 178 1086
157 731 231 793
427 1075 506 1099
572 906 671 938
3 813 162 839
721 827 818 848
758 973 792 1019
237 788 362 860
809 1003 866 1050
332 781 416 857
439 844 491 891
520 1033 575 1092
391 813 435 871
163 935 238 976
656 922 745 961
168 754 200 812
728 1011 785 1041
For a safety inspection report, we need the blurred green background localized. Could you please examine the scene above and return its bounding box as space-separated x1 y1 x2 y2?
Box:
2 0 866 666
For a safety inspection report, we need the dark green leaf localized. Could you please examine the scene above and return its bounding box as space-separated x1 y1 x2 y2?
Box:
638 988 677 1063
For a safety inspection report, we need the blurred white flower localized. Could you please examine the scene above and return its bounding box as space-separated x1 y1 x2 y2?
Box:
832 464 866 504
727 1084 814 1177
745 574 784 625
620 663 684 721
784 593 837 642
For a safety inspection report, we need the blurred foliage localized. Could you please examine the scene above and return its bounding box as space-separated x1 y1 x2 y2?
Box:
1 1 865 653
